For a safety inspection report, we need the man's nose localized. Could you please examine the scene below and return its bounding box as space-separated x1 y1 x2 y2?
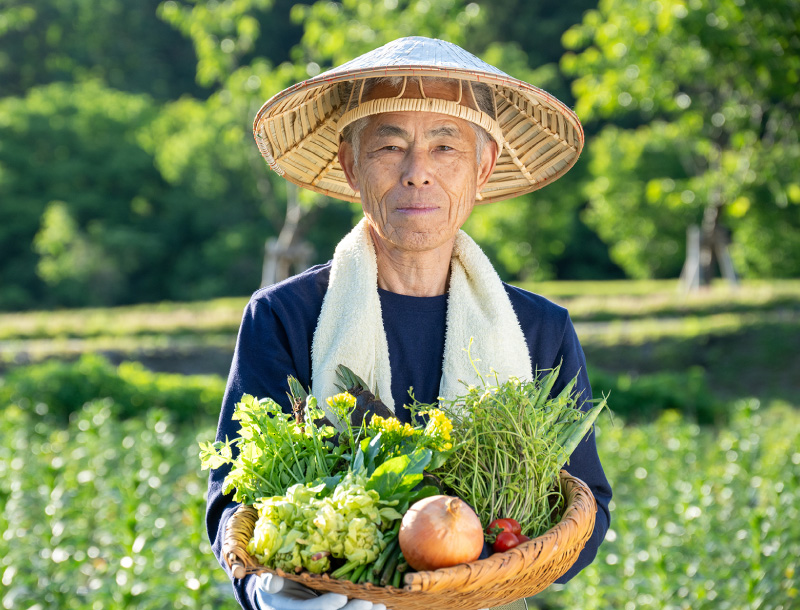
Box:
401 149 433 187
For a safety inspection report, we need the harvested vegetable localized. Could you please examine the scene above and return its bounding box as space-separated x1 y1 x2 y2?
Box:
492 531 521 553
432 362 607 538
248 471 401 574
199 369 456 586
398 495 484 571
199 393 343 504
486 518 521 539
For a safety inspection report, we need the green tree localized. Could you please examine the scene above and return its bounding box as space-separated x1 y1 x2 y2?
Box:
563 0 800 279
0 80 272 309
0 81 159 308
0 0 202 99
469 0 598 105
33 202 124 306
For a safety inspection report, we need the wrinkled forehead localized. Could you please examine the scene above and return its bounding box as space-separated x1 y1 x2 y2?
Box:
364 111 474 140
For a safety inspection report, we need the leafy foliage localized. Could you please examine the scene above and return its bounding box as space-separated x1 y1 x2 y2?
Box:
0 400 229 609
0 353 225 426
0 0 202 99
0 81 158 308
536 401 800 609
200 393 343 504
563 0 800 278
0 80 273 308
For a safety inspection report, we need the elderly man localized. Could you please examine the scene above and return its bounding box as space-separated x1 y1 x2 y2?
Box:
207 37 612 610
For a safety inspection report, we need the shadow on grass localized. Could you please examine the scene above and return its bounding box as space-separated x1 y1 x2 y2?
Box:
584 321 800 407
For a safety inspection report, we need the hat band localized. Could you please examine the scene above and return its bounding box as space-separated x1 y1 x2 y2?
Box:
336 97 504 158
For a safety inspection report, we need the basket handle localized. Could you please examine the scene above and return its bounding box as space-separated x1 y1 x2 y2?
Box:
228 553 248 580
223 505 260 579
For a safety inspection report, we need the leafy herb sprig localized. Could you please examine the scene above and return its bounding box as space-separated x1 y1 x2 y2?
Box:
199 393 344 505
432 362 608 538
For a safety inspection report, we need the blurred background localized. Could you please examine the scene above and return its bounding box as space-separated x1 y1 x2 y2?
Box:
0 0 798 608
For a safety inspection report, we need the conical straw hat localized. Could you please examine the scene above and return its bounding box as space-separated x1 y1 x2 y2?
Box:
253 36 583 204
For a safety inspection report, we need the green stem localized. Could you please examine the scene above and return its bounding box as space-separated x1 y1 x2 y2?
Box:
391 562 405 588
372 535 399 575
380 548 401 585
350 563 367 583
331 559 360 580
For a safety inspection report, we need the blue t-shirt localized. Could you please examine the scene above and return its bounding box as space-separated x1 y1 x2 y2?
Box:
207 262 612 610
378 287 448 419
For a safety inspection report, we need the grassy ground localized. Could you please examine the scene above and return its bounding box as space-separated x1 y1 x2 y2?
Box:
1 279 797 402
528 279 800 404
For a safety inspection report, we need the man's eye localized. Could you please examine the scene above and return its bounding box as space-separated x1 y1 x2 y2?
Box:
436 145 454 152
381 145 401 151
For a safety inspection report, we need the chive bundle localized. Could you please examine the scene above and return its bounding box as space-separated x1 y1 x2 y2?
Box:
433 363 607 538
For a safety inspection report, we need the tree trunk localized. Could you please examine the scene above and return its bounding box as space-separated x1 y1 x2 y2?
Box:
698 200 719 287
681 145 737 291
261 183 313 287
698 146 726 287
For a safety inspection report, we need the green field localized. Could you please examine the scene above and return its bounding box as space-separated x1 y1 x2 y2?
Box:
1 279 797 401
1 280 798 609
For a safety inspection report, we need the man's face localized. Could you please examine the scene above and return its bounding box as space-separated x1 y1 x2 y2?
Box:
339 83 496 254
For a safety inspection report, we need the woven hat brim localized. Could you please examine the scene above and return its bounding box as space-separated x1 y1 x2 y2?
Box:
253 65 584 204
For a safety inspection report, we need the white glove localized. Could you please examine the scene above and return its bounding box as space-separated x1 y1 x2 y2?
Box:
255 573 386 610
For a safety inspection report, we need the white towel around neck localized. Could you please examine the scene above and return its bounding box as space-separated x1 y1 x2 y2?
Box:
311 218 533 424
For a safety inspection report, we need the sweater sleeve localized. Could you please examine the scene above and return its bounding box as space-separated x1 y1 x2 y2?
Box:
205 295 308 610
551 314 613 584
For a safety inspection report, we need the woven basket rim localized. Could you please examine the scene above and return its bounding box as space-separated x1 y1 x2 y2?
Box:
252 37 584 205
223 469 596 610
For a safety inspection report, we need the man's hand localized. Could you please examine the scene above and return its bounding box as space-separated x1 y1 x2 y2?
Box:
255 573 386 610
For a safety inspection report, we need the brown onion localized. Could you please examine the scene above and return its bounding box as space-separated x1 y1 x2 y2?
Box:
398 495 484 571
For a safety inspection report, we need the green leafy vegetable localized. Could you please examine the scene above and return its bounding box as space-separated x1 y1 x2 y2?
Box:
366 447 431 503
198 373 460 584
247 471 402 574
198 393 344 504
432 362 608 538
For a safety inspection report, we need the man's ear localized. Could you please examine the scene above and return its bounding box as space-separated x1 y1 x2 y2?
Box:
476 140 498 192
338 141 360 194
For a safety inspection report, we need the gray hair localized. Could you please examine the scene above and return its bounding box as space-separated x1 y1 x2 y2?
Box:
340 76 495 166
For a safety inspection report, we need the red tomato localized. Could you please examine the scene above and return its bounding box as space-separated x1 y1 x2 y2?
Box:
517 534 531 543
503 518 522 536
492 532 520 553
486 519 515 536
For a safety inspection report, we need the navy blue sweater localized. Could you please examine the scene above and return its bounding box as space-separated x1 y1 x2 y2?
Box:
207 262 612 609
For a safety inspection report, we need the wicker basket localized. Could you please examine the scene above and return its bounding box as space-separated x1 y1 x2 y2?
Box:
223 470 596 610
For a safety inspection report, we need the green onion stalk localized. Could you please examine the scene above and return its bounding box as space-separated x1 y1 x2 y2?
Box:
432 363 608 538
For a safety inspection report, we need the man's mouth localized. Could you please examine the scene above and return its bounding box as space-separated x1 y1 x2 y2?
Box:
395 202 439 212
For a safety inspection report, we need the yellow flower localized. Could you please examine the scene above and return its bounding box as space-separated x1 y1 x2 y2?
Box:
422 409 453 441
326 392 356 413
420 409 454 450
370 415 416 437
